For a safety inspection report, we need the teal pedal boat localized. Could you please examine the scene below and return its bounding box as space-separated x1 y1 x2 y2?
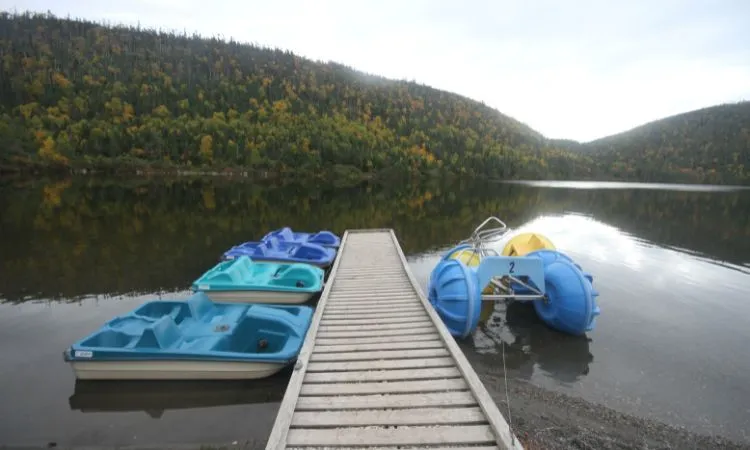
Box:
63 293 313 380
192 256 324 304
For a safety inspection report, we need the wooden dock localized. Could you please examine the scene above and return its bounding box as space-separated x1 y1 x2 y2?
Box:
265 229 522 449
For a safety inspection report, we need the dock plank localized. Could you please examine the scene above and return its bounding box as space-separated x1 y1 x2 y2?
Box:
322 309 426 317
332 285 413 291
318 321 432 332
316 326 436 338
320 313 428 323
314 333 441 346
286 425 497 447
296 391 476 410
325 302 419 308
306 356 456 372
291 406 486 427
288 447 499 450
313 339 443 353
309 348 450 362
304 367 462 383
264 229 521 450
325 299 418 307
327 295 417 302
324 304 418 311
299 378 467 395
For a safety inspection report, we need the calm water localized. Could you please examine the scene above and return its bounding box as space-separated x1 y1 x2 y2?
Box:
1 177 749 447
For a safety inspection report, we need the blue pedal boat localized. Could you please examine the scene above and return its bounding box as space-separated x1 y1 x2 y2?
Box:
222 237 336 268
63 293 313 380
261 227 341 248
192 256 324 304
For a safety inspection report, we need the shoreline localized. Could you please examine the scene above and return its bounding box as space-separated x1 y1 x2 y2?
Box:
490 375 750 450
3 160 748 188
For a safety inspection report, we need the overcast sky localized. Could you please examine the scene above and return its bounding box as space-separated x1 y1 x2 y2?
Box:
3 0 749 141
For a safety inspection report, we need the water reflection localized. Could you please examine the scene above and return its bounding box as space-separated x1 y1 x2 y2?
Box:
0 177 528 302
2 177 749 303
471 301 594 385
514 213 750 290
509 179 750 192
69 373 289 419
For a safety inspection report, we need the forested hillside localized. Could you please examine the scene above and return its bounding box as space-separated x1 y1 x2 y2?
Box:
0 11 747 184
584 102 750 185
0 11 593 181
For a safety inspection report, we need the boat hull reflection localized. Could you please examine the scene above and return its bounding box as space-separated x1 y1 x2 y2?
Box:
69 366 291 418
474 300 594 384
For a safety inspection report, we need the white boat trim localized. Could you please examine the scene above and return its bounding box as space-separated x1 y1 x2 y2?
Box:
70 359 290 380
200 290 316 304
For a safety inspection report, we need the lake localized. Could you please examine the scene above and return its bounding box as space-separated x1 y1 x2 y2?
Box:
1 176 749 447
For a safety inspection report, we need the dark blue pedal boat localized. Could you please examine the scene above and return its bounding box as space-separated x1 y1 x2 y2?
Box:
63 293 313 380
222 237 336 268
261 227 341 248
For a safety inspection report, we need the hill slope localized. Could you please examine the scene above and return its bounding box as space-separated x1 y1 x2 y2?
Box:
584 102 750 185
0 11 747 185
0 11 594 180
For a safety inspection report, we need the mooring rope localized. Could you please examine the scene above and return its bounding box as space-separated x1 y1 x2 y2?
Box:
502 340 515 444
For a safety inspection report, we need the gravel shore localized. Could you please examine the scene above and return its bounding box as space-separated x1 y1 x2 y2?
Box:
486 374 750 450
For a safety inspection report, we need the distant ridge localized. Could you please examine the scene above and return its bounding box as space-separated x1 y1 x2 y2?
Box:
0 11 747 185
